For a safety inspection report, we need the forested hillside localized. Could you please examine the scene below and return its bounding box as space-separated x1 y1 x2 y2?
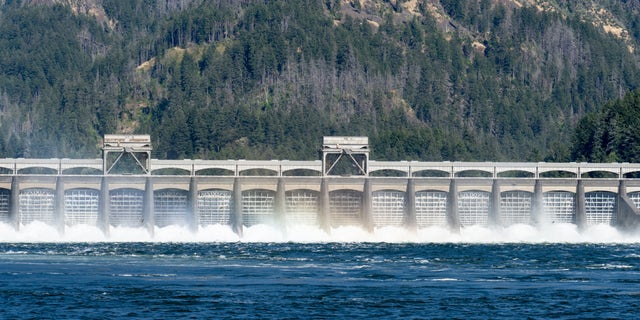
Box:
1 0 640 162
572 90 640 164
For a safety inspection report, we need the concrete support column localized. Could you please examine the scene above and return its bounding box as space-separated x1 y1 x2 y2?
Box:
319 178 330 232
447 179 460 232
232 178 243 236
575 179 586 229
617 179 627 227
362 178 373 232
275 178 286 229
531 179 544 225
54 177 65 234
616 180 640 230
619 179 627 197
10 176 19 230
404 178 417 231
98 177 110 236
143 177 155 237
489 179 501 227
188 176 198 232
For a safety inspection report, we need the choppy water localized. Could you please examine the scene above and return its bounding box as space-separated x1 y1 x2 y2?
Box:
2 223 640 319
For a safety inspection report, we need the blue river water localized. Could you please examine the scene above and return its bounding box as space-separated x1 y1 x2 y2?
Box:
1 224 640 319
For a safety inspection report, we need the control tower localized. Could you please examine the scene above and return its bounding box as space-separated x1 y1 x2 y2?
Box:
102 134 152 174
321 136 370 176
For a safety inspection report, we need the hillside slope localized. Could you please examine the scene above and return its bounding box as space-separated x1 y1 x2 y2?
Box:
0 0 639 161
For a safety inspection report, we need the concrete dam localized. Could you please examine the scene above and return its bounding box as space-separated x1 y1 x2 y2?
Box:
1 135 640 236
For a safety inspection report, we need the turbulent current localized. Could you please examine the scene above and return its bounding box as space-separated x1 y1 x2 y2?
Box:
1 223 640 318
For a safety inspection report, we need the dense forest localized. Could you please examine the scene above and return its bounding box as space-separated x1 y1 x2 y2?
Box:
1 0 640 162
572 90 640 164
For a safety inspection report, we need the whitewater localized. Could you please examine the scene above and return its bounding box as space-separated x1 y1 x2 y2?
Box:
2 221 640 243
3 222 640 318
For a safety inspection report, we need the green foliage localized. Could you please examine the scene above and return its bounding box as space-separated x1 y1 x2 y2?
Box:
1 0 640 162
0 2 106 157
571 90 640 163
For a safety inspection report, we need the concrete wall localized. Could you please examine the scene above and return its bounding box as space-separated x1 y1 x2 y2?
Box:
2 175 640 235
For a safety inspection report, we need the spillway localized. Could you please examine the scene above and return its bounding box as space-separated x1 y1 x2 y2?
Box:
0 134 639 237
2 175 640 236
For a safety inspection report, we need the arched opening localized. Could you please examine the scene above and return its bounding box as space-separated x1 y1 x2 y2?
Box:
542 191 575 224
371 190 405 227
413 170 450 178
240 169 278 176
18 167 57 175
62 167 103 175
585 191 617 225
154 188 189 227
456 170 493 178
152 168 191 176
196 168 235 176
0 188 11 223
581 171 618 179
458 190 491 227
0 167 12 175
628 191 640 210
282 169 321 177
329 189 362 227
285 189 319 225
624 171 640 179
19 188 55 225
64 188 99 226
369 169 407 177
198 189 233 226
500 191 532 226
109 188 144 227
415 190 448 227
539 171 577 178
242 189 275 226
497 170 534 178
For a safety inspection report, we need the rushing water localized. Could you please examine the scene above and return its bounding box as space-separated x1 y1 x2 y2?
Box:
2 223 640 319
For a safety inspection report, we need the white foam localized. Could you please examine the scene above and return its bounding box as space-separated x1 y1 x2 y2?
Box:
1 221 640 243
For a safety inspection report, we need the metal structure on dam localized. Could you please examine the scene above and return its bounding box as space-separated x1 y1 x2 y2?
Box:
1 135 640 236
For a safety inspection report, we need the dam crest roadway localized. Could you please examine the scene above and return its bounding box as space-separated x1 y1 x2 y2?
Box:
1 135 640 236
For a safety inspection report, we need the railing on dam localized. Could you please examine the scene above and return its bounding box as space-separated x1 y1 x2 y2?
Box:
1 158 640 236
2 158 640 178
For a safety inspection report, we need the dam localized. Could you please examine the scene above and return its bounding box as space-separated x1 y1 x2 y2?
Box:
1 135 640 236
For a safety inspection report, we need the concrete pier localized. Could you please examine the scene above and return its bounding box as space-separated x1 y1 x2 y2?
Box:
55 177 64 234
531 179 544 225
275 178 286 228
10 176 19 229
447 179 460 232
232 177 243 236
188 177 198 232
404 179 417 231
617 180 640 231
575 179 586 229
362 178 373 232
143 177 155 236
98 177 110 236
489 179 501 227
